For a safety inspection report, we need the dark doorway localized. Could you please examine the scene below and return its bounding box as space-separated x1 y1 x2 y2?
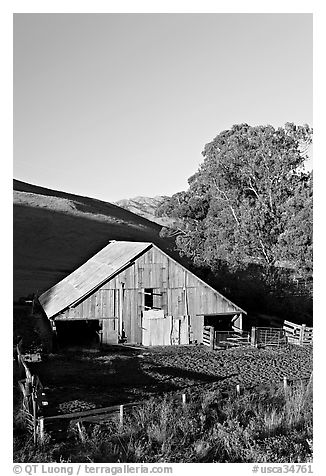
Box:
55 320 100 348
204 315 233 331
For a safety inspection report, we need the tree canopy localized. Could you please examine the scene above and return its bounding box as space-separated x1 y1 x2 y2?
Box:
157 123 313 281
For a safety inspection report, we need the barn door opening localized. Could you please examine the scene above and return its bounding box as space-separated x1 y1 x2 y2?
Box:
55 320 101 349
203 313 244 348
204 315 233 331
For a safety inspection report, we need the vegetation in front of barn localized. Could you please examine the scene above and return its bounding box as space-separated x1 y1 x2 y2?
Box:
14 381 312 463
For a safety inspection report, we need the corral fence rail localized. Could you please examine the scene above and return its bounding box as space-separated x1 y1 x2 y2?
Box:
251 327 287 348
38 393 189 442
251 321 313 348
214 330 251 349
283 320 313 346
204 320 313 349
203 326 250 350
202 326 214 347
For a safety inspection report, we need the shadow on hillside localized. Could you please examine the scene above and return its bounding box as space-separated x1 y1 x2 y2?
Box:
14 179 163 230
13 202 173 299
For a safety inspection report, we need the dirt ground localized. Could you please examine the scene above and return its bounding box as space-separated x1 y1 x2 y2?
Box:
25 344 312 417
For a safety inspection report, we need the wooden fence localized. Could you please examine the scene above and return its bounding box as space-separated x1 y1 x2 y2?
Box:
38 393 189 442
204 321 312 349
203 326 250 350
283 320 313 346
16 340 148 444
16 342 47 444
250 327 287 348
203 326 214 347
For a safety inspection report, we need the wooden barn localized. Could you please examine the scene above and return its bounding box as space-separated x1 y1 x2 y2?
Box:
38 241 246 347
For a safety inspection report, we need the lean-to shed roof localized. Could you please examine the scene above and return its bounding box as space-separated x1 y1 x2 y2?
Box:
38 241 151 318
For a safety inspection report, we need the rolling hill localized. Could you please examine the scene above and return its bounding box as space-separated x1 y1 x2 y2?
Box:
115 196 174 227
13 180 174 300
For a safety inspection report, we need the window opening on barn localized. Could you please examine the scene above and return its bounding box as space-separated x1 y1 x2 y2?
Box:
144 288 163 310
144 288 154 309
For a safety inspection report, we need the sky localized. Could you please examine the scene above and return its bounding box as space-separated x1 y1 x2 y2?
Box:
13 13 313 202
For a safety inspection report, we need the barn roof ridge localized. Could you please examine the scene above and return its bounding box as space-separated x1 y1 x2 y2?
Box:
38 240 245 318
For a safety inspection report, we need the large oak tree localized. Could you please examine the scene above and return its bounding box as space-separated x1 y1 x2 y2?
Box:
157 123 313 281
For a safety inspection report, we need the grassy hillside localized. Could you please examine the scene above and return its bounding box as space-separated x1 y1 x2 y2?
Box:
13 180 172 300
115 196 174 227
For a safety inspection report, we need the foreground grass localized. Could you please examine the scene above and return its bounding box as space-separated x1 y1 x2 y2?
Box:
14 381 313 463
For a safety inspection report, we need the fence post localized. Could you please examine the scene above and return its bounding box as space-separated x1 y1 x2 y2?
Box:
299 324 306 346
210 326 215 350
119 404 124 428
76 421 86 442
251 327 257 347
38 417 45 443
307 372 313 393
32 392 37 445
182 393 187 407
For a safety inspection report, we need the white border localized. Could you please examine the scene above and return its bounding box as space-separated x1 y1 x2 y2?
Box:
3 2 323 473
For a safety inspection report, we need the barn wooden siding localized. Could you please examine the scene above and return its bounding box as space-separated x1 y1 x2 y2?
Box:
38 241 151 319
57 246 243 345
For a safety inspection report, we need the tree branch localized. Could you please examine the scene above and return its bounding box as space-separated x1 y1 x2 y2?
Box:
163 226 188 238
247 178 260 200
211 179 240 226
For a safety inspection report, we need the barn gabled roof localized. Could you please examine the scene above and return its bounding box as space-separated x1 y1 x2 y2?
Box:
38 241 152 318
39 240 246 318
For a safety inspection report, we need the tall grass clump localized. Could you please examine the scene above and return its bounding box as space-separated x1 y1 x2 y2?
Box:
14 381 313 463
